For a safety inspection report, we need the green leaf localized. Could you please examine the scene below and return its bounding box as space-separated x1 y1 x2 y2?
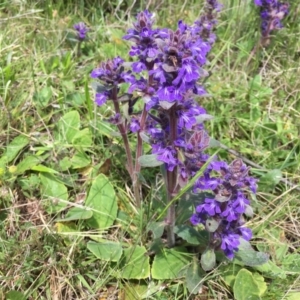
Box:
56 207 93 222
220 264 243 289
33 86 52 107
286 292 300 300
96 120 118 137
138 154 164 167
174 225 208 245
32 164 59 174
152 247 191 279
253 260 287 279
85 174 117 229
235 239 269 266
5 290 26 300
233 269 261 300
87 241 122 262
201 249 216 271
15 155 40 174
58 110 80 143
252 273 267 296
0 135 29 167
186 259 205 294
72 128 93 147
120 246 150 279
71 151 91 169
258 169 282 192
147 222 165 239
40 173 68 213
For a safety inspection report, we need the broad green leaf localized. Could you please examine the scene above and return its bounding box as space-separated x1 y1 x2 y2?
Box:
72 128 93 147
56 207 93 222
235 239 269 266
122 281 162 300
286 292 300 300
16 155 40 174
152 247 191 279
138 154 164 167
33 86 52 106
71 151 91 169
174 225 208 245
0 135 29 167
147 222 165 239
186 259 205 294
32 164 59 174
252 273 267 296
120 246 150 279
233 269 261 300
96 120 118 137
40 173 68 213
87 241 122 262
220 264 243 289
253 260 287 279
58 110 80 143
258 169 282 192
59 157 72 171
201 249 216 271
5 290 26 300
85 174 117 229
55 222 78 233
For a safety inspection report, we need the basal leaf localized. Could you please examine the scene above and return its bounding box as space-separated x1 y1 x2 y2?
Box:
87 241 122 262
16 155 40 174
147 222 165 239
174 225 208 245
56 207 93 222
0 135 29 168
233 269 261 300
72 128 93 148
32 164 59 174
40 173 68 213
152 247 191 279
85 174 117 229
120 246 150 279
186 259 205 294
5 291 26 300
58 110 80 143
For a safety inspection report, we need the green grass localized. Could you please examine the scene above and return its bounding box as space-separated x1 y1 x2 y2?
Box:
1 0 300 299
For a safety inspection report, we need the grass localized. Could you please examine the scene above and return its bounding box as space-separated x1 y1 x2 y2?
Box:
0 0 300 299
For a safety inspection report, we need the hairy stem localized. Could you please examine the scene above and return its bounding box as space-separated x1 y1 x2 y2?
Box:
166 105 178 247
111 87 139 206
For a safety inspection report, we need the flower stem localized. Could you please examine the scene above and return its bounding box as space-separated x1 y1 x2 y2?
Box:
166 105 178 247
111 87 139 206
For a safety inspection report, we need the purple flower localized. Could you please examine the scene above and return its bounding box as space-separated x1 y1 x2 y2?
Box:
220 232 240 260
254 0 289 37
74 22 89 41
129 117 141 133
95 93 108 106
156 146 178 171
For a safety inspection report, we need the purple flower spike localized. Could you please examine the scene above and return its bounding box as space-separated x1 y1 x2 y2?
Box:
74 22 89 41
254 0 289 38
